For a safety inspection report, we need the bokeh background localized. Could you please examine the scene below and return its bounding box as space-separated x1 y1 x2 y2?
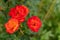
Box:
0 0 60 40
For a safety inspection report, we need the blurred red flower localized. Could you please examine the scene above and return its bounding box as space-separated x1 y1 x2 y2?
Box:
15 5 29 17
27 16 42 32
5 18 19 34
9 5 29 22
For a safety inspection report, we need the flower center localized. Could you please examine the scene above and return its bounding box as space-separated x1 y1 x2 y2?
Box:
33 23 36 26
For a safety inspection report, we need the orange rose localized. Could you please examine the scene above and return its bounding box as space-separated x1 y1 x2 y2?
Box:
5 18 19 34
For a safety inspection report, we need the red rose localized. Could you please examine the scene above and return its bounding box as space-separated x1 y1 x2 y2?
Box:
9 5 29 22
5 18 19 34
27 16 42 32
15 5 29 17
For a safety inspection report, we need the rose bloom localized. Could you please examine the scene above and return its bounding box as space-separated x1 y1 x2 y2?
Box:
15 5 29 17
27 16 42 32
9 5 29 22
5 18 19 34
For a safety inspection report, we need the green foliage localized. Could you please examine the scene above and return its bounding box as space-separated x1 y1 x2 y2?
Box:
0 0 60 40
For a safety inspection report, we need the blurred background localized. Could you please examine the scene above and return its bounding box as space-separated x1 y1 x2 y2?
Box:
0 0 60 40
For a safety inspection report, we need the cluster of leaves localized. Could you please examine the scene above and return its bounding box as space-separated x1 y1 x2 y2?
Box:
0 0 60 40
